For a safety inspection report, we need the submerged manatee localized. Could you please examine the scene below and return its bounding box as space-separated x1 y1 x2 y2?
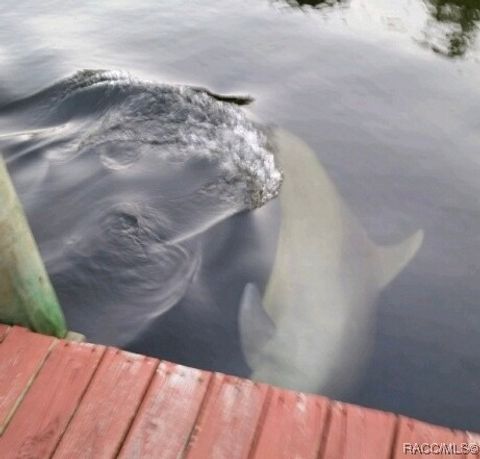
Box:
0 70 282 344
239 129 423 397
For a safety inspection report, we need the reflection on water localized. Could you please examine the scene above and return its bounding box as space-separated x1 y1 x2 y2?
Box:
279 0 349 9
424 0 480 57
1 0 480 431
279 0 480 58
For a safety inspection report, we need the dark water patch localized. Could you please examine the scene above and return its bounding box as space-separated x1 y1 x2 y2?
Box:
127 199 280 376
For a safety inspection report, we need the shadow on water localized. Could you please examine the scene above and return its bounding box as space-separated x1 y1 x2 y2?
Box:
424 0 480 57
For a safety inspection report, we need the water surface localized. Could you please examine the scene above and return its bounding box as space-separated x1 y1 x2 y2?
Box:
1 0 479 430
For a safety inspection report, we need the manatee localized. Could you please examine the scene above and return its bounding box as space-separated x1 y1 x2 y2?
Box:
239 129 423 396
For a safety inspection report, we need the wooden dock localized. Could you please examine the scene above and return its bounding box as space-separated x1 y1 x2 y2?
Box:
0 325 478 458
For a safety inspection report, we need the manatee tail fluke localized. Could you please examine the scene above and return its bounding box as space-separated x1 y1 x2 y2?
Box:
375 229 424 289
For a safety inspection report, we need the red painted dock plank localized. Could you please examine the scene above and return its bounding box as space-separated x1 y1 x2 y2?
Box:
185 373 269 459
321 401 397 459
0 326 55 434
0 326 478 458
0 340 105 458
0 325 9 342
393 416 471 458
250 389 329 459
53 347 158 459
119 361 211 459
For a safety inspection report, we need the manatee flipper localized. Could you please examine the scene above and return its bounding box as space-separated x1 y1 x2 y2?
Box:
238 283 275 365
375 229 424 289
